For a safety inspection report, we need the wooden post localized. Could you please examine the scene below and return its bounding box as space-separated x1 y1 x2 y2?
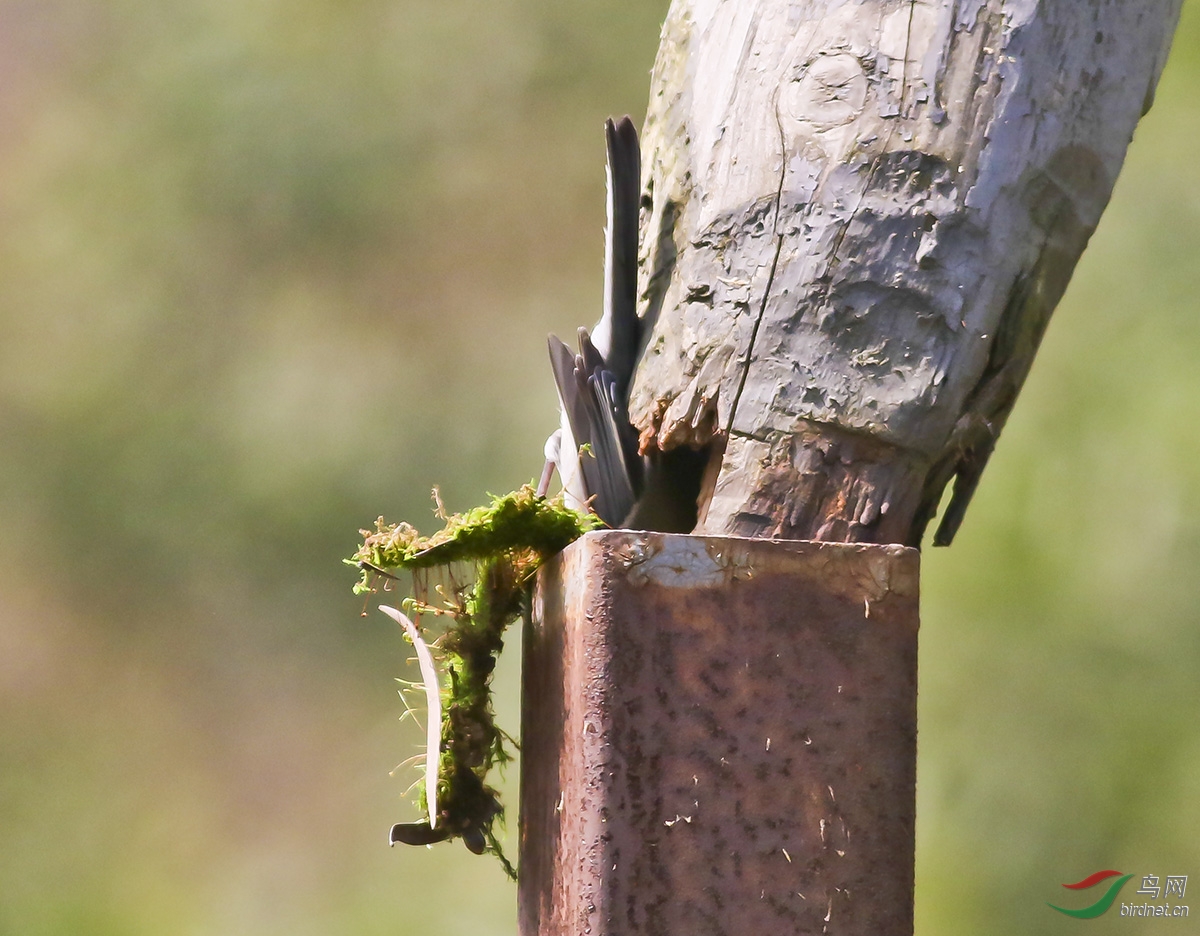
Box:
520 532 918 935
629 0 1183 547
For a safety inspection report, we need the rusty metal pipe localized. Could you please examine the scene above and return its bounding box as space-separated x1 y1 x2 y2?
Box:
519 531 918 936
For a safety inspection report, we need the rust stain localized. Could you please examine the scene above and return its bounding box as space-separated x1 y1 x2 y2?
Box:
519 531 918 936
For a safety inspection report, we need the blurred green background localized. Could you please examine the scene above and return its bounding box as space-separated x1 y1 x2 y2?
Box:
0 2 1196 934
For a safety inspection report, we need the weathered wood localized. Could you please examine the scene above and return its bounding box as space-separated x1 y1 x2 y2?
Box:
629 0 1183 546
519 532 919 936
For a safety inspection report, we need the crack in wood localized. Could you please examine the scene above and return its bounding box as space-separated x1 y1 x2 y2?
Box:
722 83 791 442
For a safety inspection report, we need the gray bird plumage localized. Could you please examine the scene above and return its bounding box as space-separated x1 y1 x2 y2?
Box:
541 116 711 532
542 117 644 527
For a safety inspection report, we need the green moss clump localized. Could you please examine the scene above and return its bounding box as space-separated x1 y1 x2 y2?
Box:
352 484 599 582
348 485 599 879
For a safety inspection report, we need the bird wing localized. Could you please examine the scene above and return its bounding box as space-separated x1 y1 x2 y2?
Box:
548 331 638 526
589 369 640 522
547 334 589 512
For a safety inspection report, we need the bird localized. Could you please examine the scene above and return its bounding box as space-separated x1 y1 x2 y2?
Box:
538 116 713 533
540 116 644 528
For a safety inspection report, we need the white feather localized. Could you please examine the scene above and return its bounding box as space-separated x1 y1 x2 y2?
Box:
379 605 442 829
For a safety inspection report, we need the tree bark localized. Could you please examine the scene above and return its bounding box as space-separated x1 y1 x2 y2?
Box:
628 0 1183 546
